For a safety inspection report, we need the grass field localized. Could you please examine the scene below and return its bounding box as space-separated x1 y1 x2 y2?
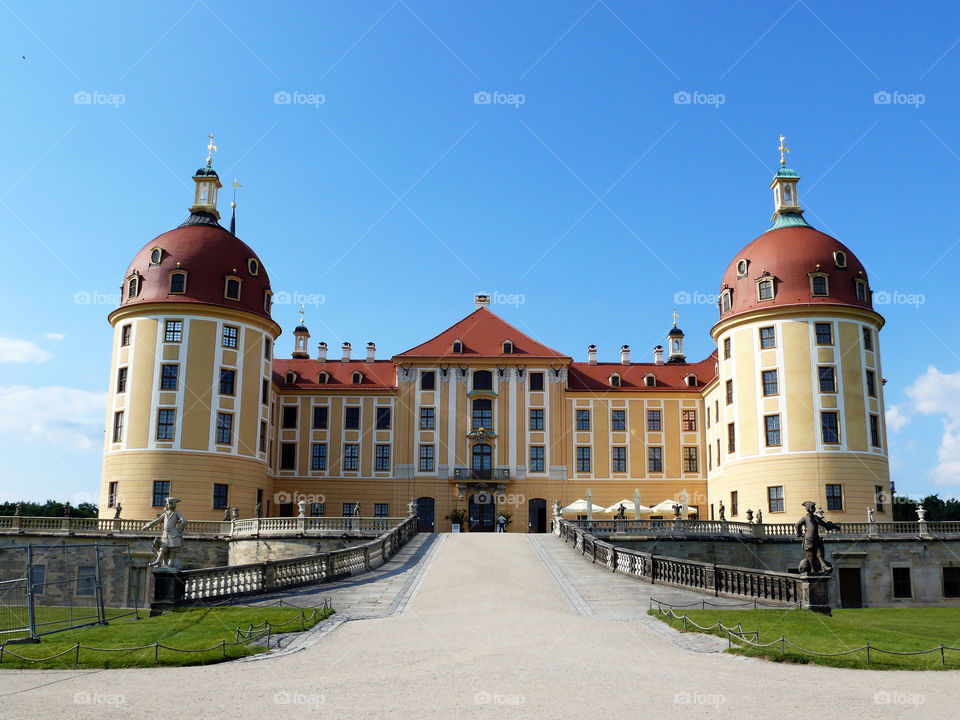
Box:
0 605 335 669
650 607 960 670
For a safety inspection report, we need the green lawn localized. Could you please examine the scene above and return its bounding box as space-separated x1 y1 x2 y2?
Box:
0 605 335 669
650 607 960 670
1 606 138 640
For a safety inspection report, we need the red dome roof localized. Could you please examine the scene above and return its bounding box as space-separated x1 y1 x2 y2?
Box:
119 216 272 320
719 225 872 321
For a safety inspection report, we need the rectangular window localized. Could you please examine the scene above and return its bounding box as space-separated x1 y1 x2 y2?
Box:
112 411 124 442
164 320 183 343
708 445 712 471
943 567 960 598
727 423 736 453
419 444 434 471
682 447 698 473
219 368 236 396
107 482 118 508
344 407 360 430
262 379 269 405
121 324 131 346
156 408 175 441
529 408 544 431
116 367 128 393
648 447 663 473
762 369 779 396
826 483 843 511
313 406 328 429
529 372 544 391
611 409 626 431
821 411 840 444
875 485 885 513
342 503 357 517
818 366 836 393
764 414 781 447
529 445 545 472
222 325 238 348
310 502 325 517
575 409 591 431
725 379 734 404
374 503 389 518
647 409 662 432
420 407 435 430
152 480 170 507
758 280 774 300
716 438 721 466
311 443 327 470
681 409 696 432
160 364 179 390
420 371 435 390
264 338 271 359
866 370 877 398
375 444 391 471
815 322 833 345
723 337 731 360
376 407 392 429
612 446 627 472
892 567 912 599
216 413 233 444
280 442 296 470
213 483 228 509
706 406 711 429
730 491 738 517
812 275 828 296
759 326 776 349
870 414 881 447
767 485 784 513
576 446 591 472
343 444 359 471
259 421 266 453
862 327 873 351
281 406 297 429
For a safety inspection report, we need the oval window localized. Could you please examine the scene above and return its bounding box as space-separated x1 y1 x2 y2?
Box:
248 258 259 276
150 248 162 265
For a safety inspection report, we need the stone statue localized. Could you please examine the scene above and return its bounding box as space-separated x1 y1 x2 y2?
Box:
232 506 239 521
223 507 231 521
554 500 563 517
144 497 187 570
867 506 875 523
256 502 262 519
353 502 361 517
63 502 72 517
114 503 123 519
14 501 23 516
756 509 763 525
408 497 417 516
615 504 626 520
917 505 927 522
745 509 754 523
718 501 725 521
795 501 839 574
672 504 682 519
298 499 307 518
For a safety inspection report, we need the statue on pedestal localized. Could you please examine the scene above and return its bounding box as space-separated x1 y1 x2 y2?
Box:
144 497 187 571
755 509 763 525
353 502 361 518
718 501 725 521
114 503 123 519
867 506 875 523
223 507 231 521
615 504 626 520
14 501 23 516
795 501 839 574
232 506 239 521
745 509 754 523
298 499 307 518
917 505 927 522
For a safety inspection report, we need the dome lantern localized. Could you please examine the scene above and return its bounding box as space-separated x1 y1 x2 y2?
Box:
769 134 809 230
190 133 222 219
666 309 685 364
292 304 310 359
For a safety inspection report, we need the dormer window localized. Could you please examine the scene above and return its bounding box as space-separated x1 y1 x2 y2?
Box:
225 276 241 301
149 247 163 265
263 290 272 313
854 279 868 302
720 289 732 314
609 373 621 387
127 275 140 299
644 373 656 387
833 251 847 269
169 271 187 295
502 340 514 354
685 374 698 387
352 371 363 385
452 339 463 354
810 273 829 297
247 258 259 276
736 259 749 278
756 277 774 301
285 371 296 384
318 371 329 384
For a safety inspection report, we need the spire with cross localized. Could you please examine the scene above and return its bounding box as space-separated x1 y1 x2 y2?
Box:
206 133 217 166
672 308 679 327
778 134 789 166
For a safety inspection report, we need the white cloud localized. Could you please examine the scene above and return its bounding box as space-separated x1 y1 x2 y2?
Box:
900 366 960 487
44 333 65 341
885 404 910 433
0 385 107 450
0 337 52 363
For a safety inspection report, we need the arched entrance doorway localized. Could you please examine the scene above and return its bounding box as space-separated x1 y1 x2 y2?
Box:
417 497 435 533
468 491 496 532
528 498 547 533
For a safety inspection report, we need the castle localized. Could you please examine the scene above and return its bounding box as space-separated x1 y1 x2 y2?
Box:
99 137 890 532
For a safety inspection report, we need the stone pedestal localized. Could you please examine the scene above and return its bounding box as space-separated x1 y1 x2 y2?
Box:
150 570 186 615
799 573 833 615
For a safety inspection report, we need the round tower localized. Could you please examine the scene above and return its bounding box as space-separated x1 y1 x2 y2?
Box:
99 137 281 520
707 138 889 522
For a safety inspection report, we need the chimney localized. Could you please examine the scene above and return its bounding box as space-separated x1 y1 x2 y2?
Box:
654 345 664 366
317 342 327 363
341 342 351 363
587 345 597 366
475 293 491 310
620 344 630 366
366 342 376 363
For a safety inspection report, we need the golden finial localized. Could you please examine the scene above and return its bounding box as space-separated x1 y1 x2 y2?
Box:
778 134 790 167
672 308 679 327
231 178 241 209
206 132 217 166
299 304 305 326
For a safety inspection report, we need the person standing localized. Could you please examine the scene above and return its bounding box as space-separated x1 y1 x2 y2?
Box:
497 514 506 533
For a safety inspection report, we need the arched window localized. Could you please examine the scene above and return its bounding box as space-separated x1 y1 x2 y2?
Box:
263 291 272 313
285 371 296 384
352 371 363 385
317 372 329 384
854 279 868 303
169 271 187 294
810 274 829 297
720 289 732 314
473 370 493 391
452 339 464 354
502 340 514 354
472 443 492 477
757 278 774 301
127 275 140 299
610 373 621 387
644 373 656 387
225 277 241 300
685 374 698 387
472 398 492 429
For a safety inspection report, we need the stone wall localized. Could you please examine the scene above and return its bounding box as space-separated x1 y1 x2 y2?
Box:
228 536 371 565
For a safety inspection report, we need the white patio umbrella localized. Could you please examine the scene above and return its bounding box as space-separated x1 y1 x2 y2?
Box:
602 499 653 514
649 499 696 516
562 498 606 515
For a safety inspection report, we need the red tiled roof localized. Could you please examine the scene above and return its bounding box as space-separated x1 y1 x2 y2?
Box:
272 359 397 390
567 352 718 391
395 308 569 359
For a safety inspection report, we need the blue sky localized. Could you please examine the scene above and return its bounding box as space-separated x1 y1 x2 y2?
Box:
1 1 959 505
